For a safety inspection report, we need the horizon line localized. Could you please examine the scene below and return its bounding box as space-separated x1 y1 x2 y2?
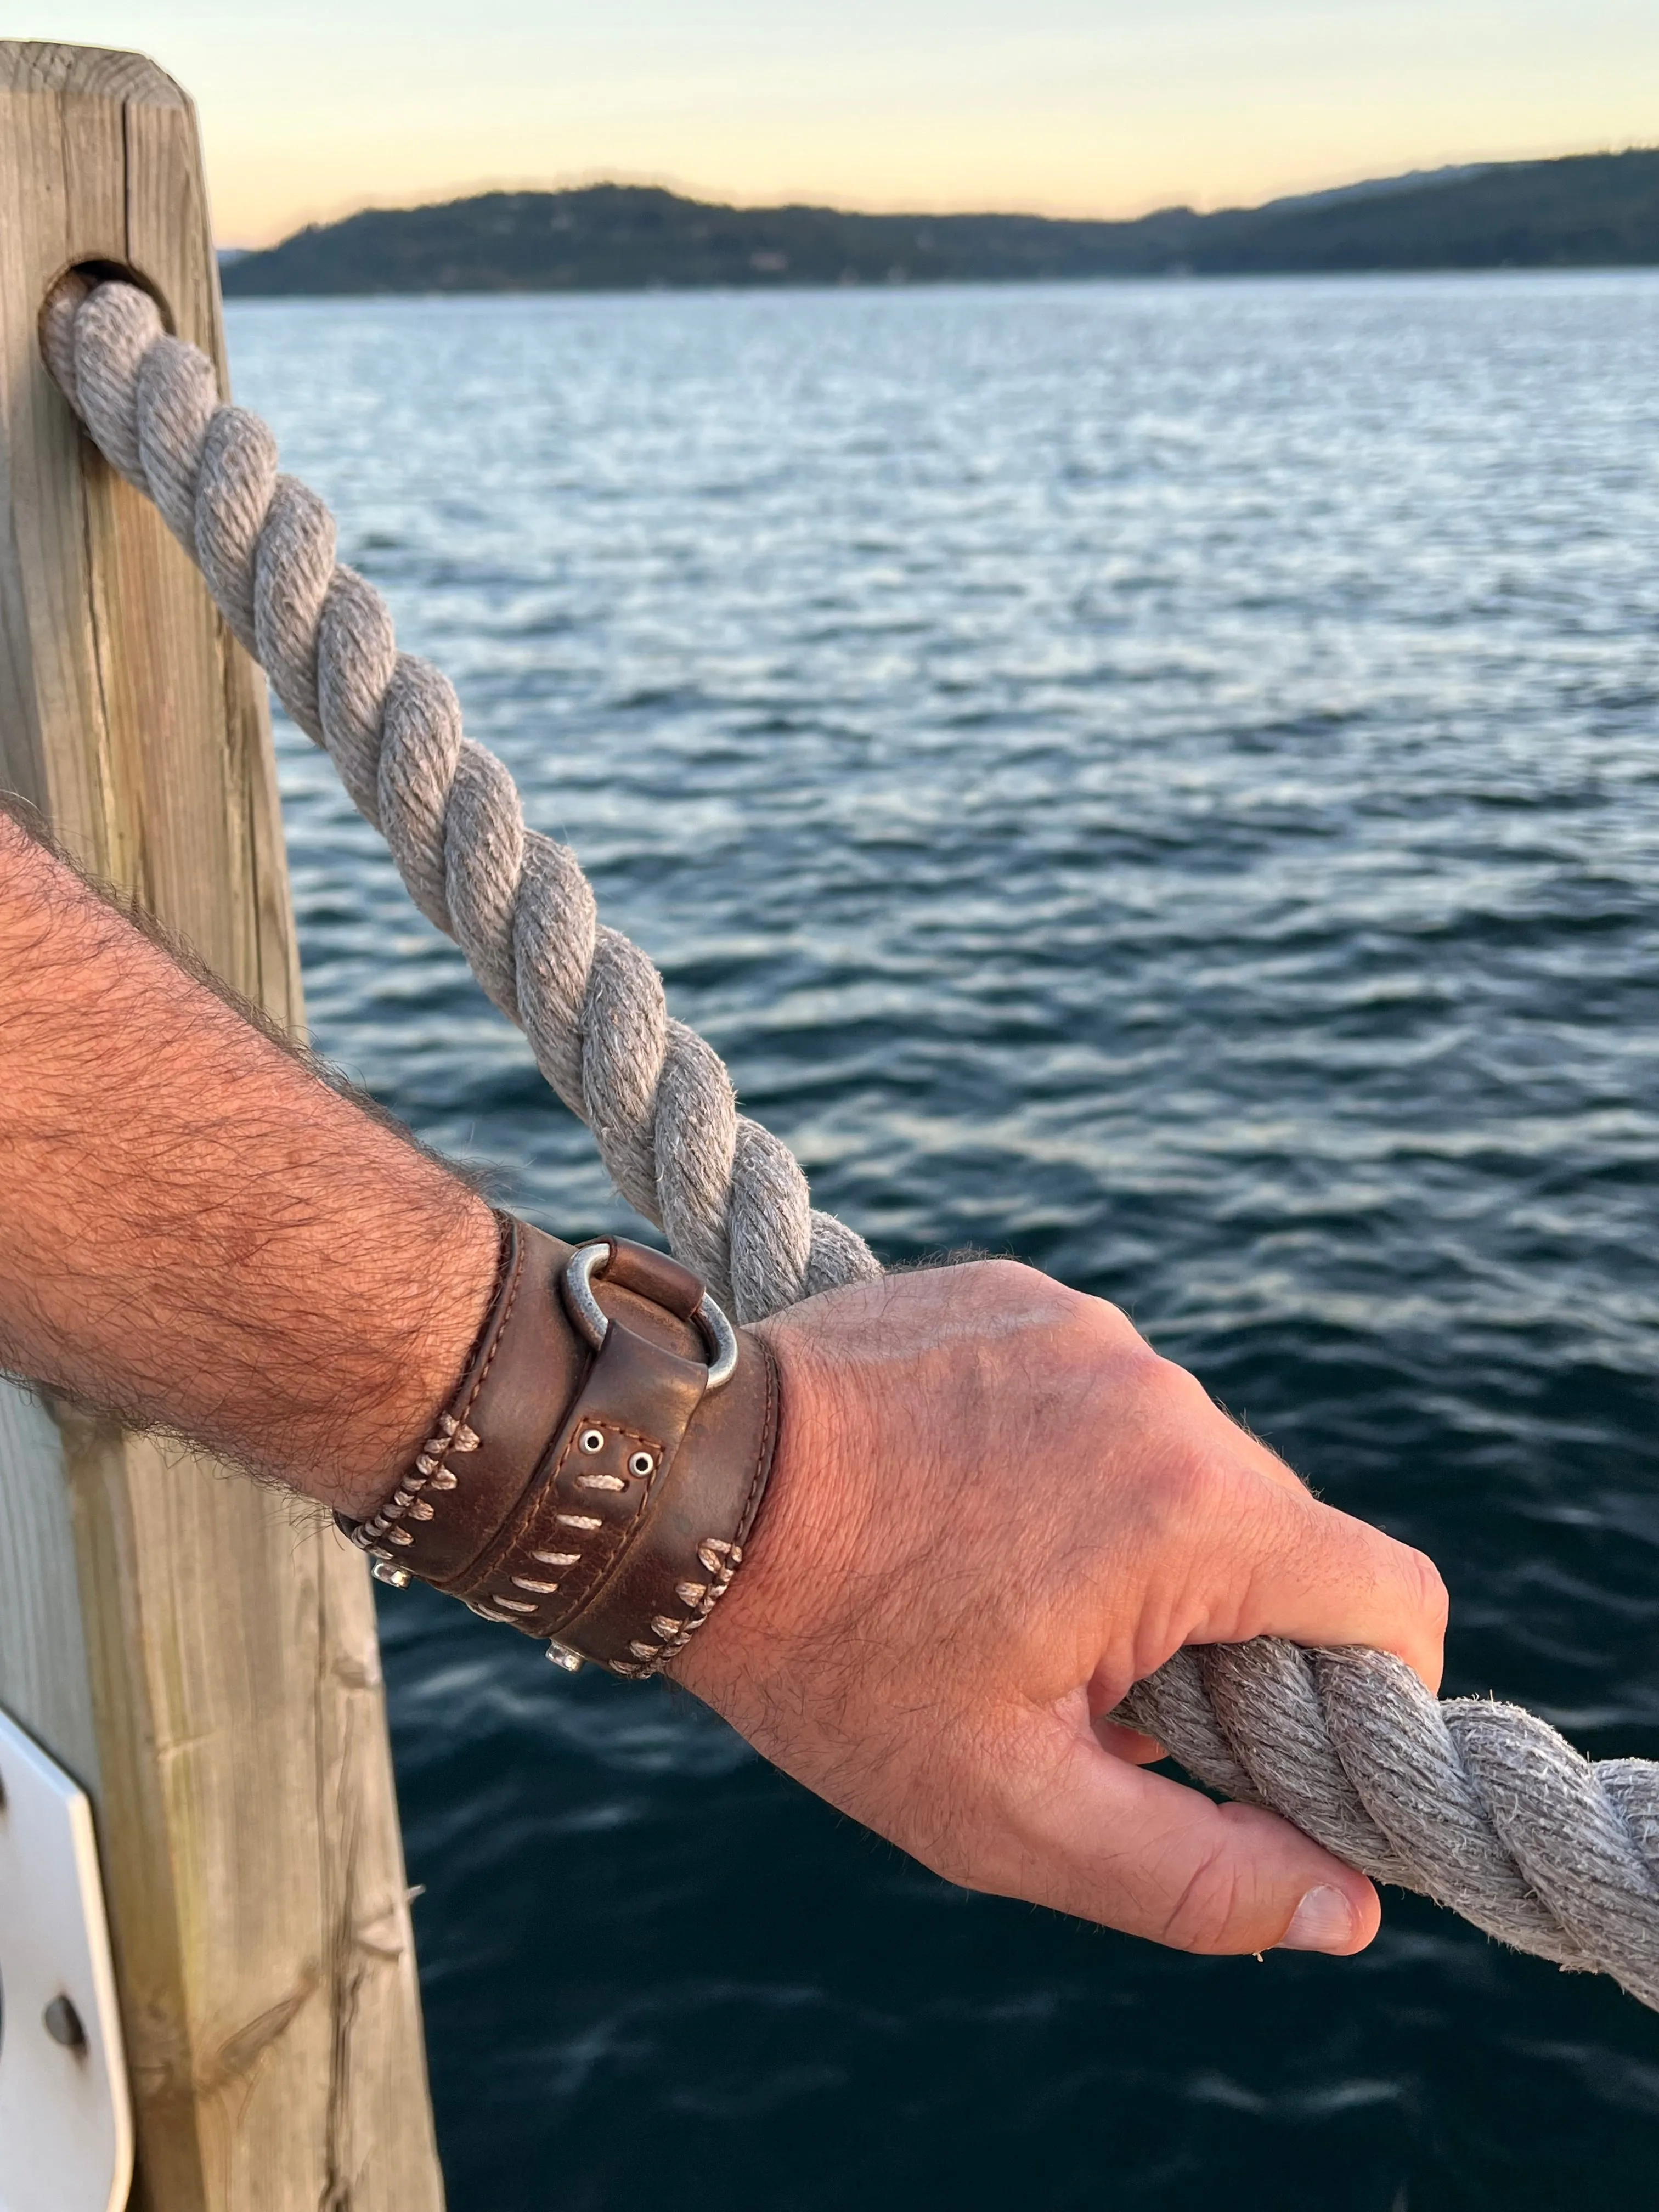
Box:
213 139 1658 255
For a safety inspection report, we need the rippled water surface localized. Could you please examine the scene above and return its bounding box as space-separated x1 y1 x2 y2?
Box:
228 274 1659 2211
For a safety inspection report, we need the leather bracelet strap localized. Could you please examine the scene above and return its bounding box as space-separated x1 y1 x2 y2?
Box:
337 1216 779 1678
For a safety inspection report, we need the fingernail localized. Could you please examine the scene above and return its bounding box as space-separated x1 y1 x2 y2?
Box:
1277 1885 1355 1954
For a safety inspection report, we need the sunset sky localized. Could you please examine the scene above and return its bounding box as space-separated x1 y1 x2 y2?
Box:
26 1 1659 247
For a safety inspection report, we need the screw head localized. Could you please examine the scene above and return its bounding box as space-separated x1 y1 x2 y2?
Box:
43 1994 86 2052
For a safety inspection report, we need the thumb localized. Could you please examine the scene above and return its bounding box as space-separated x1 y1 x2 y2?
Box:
967 1703 1379 1957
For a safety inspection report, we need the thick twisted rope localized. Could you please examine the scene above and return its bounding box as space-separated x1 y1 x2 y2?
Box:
42 274 880 1325
43 275 1659 2011
1116 1643 1659 2008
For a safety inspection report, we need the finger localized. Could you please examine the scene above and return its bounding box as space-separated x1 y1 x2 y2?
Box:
1093 1717 1167 1765
1216 1476 1447 1694
974 1707 1380 1956
1087 1675 1166 1763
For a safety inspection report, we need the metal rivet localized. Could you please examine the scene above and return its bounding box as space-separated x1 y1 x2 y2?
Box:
628 1450 654 1479
546 1643 585 1673
43 1994 86 2052
371 1561 413 1589
579 1429 606 1454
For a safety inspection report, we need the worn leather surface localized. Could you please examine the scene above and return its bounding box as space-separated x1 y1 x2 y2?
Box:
342 1219 778 1676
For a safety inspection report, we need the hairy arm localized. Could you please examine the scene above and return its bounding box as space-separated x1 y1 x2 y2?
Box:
0 805 1448 1961
0 809 498 1515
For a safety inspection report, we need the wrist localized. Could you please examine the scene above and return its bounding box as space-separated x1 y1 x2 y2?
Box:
337 1222 781 1679
326 1192 503 1519
668 1300 868 1707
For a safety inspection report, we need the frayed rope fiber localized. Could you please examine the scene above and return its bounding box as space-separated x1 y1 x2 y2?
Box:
45 276 1659 2011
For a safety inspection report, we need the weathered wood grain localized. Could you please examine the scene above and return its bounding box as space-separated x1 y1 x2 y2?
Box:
0 42 445 2211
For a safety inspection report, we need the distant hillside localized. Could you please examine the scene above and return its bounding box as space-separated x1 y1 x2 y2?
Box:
222 149 1659 298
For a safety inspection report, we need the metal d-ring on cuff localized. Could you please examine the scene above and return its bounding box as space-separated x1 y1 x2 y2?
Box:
561 1241 740 1391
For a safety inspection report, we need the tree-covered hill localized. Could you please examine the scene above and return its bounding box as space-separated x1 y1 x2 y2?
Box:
221 148 1659 297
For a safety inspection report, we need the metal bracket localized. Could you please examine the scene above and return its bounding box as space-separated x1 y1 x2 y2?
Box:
0 1706 133 2212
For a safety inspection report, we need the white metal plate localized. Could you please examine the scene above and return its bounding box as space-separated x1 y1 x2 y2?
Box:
0 1707 132 2212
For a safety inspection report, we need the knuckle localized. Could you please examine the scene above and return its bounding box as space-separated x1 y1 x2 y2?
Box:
1154 1352 1223 1420
973 1261 1138 1358
1082 1297 1160 1362
955 1256 1020 1290
964 1263 1173 1382
1158 1842 1247 1955
998 1258 1096 1323
1123 1344 1211 1427
1400 1543 1449 1635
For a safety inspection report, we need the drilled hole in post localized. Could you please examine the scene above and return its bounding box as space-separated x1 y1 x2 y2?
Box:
49 256 174 326
38 257 177 392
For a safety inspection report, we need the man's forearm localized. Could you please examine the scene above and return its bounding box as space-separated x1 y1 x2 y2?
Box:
0 812 1453 1963
0 811 498 1514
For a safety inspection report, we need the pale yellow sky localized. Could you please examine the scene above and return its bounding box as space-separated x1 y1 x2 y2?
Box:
24 2 1659 246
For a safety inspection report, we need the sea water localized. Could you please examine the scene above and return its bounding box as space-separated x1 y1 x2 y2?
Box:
230 272 1659 2211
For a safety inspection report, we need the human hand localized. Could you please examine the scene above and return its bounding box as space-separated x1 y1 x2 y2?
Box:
672 1260 1446 1958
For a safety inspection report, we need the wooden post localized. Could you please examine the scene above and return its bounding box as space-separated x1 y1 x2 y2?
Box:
0 43 445 2212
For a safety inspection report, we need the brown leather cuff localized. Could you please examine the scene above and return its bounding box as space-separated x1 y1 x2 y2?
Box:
337 1217 779 1678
